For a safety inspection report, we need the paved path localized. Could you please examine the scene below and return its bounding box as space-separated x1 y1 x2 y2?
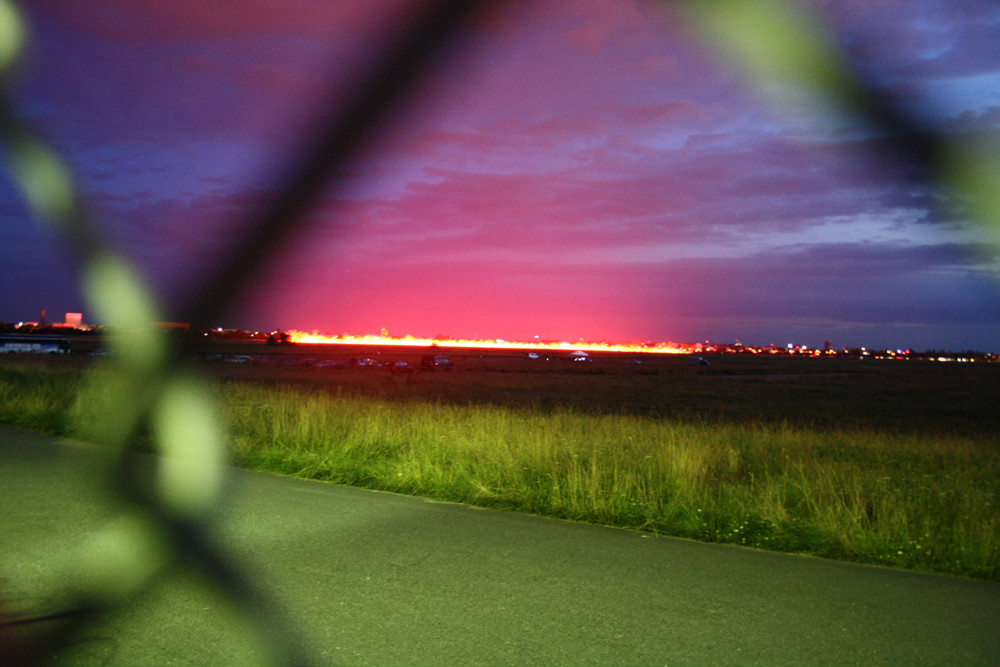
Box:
2 425 998 665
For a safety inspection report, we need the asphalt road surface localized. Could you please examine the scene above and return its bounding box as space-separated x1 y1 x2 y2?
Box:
2 425 998 665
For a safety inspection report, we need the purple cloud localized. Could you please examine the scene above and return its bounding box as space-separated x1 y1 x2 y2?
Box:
2 0 997 351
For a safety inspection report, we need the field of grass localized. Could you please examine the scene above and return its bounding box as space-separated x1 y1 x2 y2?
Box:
2 351 998 580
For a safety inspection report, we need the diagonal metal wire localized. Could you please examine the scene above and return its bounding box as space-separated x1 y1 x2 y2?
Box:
1 1 493 664
177 0 494 331
679 0 999 253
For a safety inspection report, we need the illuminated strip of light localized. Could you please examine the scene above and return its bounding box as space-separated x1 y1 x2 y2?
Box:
286 331 695 354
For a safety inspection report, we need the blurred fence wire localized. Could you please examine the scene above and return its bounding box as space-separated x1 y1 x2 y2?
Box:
1 0 997 664
1 1 493 663
681 0 999 255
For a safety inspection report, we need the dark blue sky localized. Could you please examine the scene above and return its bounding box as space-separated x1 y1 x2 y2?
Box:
2 0 999 351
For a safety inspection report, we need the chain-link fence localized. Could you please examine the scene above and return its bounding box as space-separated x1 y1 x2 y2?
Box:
1 1 997 664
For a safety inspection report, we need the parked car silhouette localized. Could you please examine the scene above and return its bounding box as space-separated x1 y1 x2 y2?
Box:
421 354 454 371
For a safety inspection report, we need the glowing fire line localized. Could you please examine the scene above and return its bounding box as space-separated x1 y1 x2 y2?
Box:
287 331 695 354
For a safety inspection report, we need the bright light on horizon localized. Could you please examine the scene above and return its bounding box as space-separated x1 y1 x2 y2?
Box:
287 331 696 354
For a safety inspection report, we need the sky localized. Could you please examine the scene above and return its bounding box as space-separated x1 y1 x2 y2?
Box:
1 0 999 351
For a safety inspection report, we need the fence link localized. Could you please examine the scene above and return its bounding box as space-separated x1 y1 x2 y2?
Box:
1 0 997 664
1 1 493 663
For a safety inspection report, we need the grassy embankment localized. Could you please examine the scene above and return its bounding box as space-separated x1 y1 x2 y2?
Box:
1 355 998 580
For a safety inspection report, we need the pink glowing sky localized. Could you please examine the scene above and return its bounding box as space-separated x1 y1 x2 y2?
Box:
2 0 999 350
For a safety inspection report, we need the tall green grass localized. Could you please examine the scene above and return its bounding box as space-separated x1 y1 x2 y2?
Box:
0 358 82 434
2 359 997 579
219 382 999 580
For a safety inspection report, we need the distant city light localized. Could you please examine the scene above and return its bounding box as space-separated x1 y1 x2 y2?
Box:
287 331 694 354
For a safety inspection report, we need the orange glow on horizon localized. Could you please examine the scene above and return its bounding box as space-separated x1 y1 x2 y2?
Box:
286 331 696 354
